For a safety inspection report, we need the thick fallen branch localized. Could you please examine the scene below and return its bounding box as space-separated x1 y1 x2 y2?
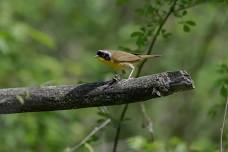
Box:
0 70 194 114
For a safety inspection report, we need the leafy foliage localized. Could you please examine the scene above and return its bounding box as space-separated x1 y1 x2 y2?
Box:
209 63 228 118
128 136 217 152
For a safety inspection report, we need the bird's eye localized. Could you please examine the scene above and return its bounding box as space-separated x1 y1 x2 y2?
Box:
104 54 110 60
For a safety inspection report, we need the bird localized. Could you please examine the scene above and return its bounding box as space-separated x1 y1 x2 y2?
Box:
95 50 161 79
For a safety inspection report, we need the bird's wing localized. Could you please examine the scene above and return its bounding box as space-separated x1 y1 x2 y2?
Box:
111 51 141 62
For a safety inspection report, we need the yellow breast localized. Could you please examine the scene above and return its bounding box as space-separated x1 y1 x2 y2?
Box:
97 57 123 70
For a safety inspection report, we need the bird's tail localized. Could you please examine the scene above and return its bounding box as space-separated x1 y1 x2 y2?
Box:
138 54 161 59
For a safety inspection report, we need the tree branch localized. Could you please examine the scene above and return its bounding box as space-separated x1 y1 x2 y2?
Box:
65 118 111 152
112 104 128 152
0 70 194 114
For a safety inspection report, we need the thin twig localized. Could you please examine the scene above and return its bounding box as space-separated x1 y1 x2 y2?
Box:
140 103 154 140
135 0 178 141
136 0 178 77
112 104 128 152
220 95 228 152
112 0 179 152
65 118 111 152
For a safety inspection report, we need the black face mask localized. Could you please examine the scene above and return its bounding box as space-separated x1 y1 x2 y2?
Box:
103 53 111 61
97 51 111 61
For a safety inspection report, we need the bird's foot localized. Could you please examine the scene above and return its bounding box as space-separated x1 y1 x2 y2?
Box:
121 77 134 83
113 74 122 82
106 74 122 86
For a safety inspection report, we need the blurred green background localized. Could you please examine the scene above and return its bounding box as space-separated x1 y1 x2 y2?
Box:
0 0 227 152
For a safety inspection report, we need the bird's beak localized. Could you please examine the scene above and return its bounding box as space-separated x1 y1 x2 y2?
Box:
94 55 98 58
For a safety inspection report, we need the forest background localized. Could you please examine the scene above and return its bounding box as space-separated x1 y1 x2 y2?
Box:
0 0 228 152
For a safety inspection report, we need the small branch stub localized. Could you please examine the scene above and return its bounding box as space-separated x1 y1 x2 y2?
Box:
0 70 194 114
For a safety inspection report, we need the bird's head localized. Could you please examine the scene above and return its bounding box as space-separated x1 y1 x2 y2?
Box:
96 50 111 61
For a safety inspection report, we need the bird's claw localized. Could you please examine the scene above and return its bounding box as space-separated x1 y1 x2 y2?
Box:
113 74 122 81
105 74 122 86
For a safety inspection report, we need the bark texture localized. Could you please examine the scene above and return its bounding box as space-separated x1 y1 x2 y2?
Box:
0 70 194 114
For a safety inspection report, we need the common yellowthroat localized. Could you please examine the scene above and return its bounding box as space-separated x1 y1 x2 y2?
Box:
95 50 161 78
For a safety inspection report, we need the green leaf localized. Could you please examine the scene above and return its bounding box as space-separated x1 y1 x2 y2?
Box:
220 84 228 97
87 135 99 143
140 27 146 32
146 30 153 36
136 37 145 47
145 5 154 16
183 25 190 32
182 10 187 16
161 29 166 34
163 32 172 38
186 20 196 26
218 63 228 74
96 119 105 124
131 31 143 38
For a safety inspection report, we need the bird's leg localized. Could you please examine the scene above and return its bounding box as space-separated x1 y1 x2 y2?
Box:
127 64 135 79
119 63 135 79
106 72 122 87
112 74 121 81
